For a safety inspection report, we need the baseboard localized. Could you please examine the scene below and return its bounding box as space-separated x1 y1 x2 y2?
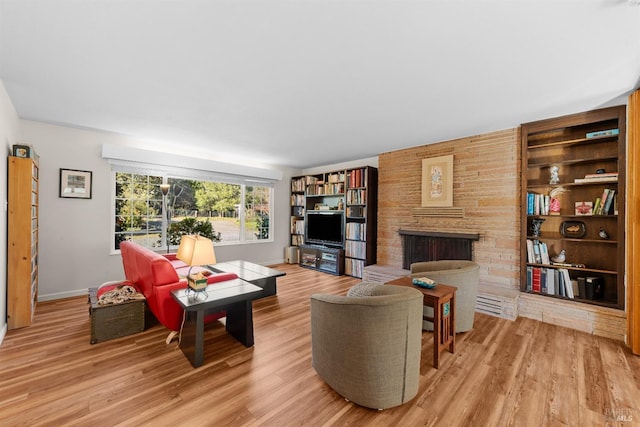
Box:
38 288 89 302
0 323 6 347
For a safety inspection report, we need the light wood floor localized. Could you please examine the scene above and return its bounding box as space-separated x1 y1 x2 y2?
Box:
1 264 639 426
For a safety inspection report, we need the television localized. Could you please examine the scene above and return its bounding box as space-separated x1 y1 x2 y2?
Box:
305 211 344 247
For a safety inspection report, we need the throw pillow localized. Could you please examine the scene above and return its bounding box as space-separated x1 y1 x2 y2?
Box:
347 282 382 297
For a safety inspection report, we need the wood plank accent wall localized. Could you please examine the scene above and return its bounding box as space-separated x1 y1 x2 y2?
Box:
377 128 521 291
628 89 640 354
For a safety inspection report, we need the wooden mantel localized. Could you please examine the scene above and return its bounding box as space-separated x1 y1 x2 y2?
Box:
398 230 480 241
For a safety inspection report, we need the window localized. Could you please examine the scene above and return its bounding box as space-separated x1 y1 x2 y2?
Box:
114 172 273 251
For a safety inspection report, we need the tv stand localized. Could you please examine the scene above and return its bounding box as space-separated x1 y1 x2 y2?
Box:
299 245 344 276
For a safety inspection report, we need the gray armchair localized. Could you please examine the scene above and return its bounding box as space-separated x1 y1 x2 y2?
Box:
310 284 423 410
410 260 479 333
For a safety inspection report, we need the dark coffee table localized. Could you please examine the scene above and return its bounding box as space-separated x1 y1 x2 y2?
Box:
209 260 285 298
171 278 263 368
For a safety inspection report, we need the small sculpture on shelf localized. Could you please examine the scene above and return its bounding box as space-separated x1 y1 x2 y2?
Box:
551 249 566 264
530 218 545 238
549 165 560 184
599 227 610 240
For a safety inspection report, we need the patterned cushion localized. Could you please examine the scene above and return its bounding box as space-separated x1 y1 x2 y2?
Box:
347 282 383 297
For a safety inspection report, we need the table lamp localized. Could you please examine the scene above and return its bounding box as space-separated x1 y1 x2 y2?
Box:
176 235 217 291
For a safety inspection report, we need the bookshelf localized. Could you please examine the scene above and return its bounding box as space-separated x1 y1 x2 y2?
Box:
7 155 40 329
344 166 378 278
290 166 377 277
521 106 625 309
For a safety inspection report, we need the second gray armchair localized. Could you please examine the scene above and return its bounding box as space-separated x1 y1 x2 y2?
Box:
410 260 479 333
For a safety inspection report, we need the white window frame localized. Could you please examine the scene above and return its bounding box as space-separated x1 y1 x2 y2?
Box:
110 165 274 254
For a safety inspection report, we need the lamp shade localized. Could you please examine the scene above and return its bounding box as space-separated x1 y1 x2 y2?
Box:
176 235 217 267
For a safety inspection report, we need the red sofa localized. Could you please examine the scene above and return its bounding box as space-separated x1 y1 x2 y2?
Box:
119 241 237 342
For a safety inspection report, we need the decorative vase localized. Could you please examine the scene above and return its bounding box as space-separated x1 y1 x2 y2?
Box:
549 197 561 215
531 218 545 237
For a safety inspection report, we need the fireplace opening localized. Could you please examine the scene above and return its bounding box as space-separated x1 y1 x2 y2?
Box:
399 230 479 270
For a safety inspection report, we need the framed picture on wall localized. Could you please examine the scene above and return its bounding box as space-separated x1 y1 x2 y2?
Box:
421 155 454 207
59 168 93 199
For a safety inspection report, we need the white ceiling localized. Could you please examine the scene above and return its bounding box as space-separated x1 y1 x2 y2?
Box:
1 1 639 169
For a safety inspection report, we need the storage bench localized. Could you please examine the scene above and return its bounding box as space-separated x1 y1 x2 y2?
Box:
88 286 145 344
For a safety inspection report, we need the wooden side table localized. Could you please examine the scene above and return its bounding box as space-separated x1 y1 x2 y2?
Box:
386 277 456 368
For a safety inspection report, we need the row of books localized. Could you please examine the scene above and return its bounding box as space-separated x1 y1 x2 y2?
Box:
348 168 367 188
346 206 365 218
346 222 366 240
291 178 305 192
593 188 616 215
526 239 550 264
527 188 616 217
346 189 367 205
345 258 364 278
526 266 576 298
291 194 305 206
526 239 586 268
345 240 366 259
290 218 304 235
527 192 551 216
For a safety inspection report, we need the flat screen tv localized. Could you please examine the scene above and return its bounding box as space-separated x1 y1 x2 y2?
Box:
305 211 344 246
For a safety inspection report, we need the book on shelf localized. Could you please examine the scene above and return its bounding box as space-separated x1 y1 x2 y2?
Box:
532 267 541 293
602 189 616 215
574 171 618 184
595 188 614 215
585 128 619 139
526 239 535 263
555 269 564 297
584 172 618 179
560 269 574 298
574 177 618 184
593 197 601 215
539 242 550 264
532 241 542 264
546 268 555 295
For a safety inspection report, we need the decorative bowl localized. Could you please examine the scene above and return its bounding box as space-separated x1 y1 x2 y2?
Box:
412 277 437 289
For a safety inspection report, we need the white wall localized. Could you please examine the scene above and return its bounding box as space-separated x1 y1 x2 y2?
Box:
20 120 299 301
0 80 21 343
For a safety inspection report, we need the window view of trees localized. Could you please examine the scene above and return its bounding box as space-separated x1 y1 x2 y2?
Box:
114 172 272 251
